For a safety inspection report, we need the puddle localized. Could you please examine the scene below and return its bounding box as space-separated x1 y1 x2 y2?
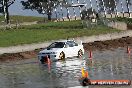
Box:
0 47 132 88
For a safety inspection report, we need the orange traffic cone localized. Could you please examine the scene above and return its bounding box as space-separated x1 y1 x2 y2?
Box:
81 67 89 78
80 67 90 86
89 51 93 59
45 56 51 64
81 67 86 78
85 71 89 78
46 56 51 72
127 46 131 54
47 58 51 65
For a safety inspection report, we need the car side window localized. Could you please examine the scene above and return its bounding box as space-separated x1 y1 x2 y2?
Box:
74 42 78 46
66 42 73 47
67 41 78 47
48 42 65 48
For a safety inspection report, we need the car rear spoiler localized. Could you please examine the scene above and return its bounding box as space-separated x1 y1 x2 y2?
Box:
77 40 83 45
80 41 82 45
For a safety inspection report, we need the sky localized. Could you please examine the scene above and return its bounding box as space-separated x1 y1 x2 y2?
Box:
9 0 44 17
6 0 132 18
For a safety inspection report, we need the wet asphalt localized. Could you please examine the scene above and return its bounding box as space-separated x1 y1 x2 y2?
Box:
0 47 132 88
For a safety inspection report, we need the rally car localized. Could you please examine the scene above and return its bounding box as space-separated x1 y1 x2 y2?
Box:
38 40 84 63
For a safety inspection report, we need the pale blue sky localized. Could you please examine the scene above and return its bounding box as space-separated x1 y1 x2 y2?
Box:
9 0 44 17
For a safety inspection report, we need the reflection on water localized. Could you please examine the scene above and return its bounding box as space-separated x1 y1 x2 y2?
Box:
91 47 132 80
0 47 132 88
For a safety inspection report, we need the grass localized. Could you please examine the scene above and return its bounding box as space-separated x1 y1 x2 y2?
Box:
108 17 132 25
20 20 83 29
0 22 120 47
0 15 47 25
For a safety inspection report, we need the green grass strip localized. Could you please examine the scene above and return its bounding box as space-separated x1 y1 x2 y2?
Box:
0 26 120 47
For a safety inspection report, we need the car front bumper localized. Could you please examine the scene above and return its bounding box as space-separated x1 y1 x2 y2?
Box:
38 54 59 61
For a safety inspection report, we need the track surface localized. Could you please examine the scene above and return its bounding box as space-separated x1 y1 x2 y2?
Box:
0 47 132 88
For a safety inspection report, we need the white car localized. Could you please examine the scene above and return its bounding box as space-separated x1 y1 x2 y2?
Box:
38 40 84 63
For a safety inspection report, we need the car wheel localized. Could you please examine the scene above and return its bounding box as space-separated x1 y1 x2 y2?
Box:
59 51 65 60
78 49 83 58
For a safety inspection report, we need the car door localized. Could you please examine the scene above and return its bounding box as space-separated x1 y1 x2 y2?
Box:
71 41 79 56
63 41 74 57
66 41 78 57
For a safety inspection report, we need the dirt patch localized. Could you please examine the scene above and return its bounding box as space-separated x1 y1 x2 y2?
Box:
83 36 132 51
0 49 40 62
0 37 132 62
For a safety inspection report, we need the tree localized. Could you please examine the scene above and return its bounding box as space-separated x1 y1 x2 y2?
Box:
0 0 15 24
99 0 131 13
81 8 98 20
21 0 65 21
99 0 119 13
126 0 132 14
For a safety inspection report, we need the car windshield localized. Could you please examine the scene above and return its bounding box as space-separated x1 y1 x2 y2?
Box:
48 42 65 48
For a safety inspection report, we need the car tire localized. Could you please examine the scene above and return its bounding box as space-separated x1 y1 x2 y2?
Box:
78 49 83 58
59 51 65 60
